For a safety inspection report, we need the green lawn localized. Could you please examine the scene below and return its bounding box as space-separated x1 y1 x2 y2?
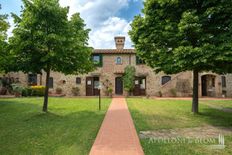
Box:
127 98 232 155
201 100 232 109
0 97 111 155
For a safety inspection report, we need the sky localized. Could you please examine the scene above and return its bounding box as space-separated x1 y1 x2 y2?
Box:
0 0 144 49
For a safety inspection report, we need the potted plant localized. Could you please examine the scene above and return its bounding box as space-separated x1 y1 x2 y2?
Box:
72 87 80 96
107 88 113 97
56 87 62 94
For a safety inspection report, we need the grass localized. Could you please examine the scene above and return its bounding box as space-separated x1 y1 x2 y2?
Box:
0 97 111 155
201 100 232 108
127 98 232 155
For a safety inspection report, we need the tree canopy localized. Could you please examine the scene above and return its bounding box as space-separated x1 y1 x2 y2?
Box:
129 0 232 113
9 0 93 111
0 10 10 73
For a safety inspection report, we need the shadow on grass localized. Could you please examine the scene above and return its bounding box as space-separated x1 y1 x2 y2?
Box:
129 104 232 132
0 100 107 155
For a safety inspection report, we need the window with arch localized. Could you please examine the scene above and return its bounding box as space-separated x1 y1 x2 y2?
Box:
161 76 171 85
115 57 122 65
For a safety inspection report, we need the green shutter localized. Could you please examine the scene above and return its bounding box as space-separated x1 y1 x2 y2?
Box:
136 56 139 65
99 54 103 67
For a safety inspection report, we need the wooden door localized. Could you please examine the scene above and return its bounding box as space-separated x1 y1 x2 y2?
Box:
86 77 93 96
115 77 123 95
133 77 140 96
133 77 146 96
201 76 207 96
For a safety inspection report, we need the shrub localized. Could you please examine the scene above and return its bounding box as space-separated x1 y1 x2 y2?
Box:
72 87 80 96
123 65 136 93
11 84 24 94
56 87 62 94
107 87 113 97
31 85 45 96
108 88 113 94
22 87 33 97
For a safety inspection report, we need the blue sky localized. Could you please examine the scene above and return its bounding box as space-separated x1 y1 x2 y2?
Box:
0 0 144 48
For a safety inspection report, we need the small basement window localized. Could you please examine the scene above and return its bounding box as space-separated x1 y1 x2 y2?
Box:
76 77 81 84
49 77 53 88
161 76 171 85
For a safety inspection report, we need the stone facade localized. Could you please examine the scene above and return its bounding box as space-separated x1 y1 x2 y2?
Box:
1 36 232 97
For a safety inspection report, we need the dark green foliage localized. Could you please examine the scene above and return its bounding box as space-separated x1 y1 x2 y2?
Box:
9 0 93 111
0 10 10 73
22 87 33 97
130 0 232 74
129 0 232 113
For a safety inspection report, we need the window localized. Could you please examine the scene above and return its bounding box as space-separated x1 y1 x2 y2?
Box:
92 54 102 67
28 74 37 86
116 57 122 65
222 76 226 87
48 77 53 88
212 77 215 87
136 56 145 65
76 77 81 84
161 76 171 85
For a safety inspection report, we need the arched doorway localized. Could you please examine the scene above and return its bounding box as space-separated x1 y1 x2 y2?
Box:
201 74 216 97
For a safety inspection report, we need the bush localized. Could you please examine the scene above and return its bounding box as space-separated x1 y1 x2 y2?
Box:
56 87 62 94
123 65 136 93
0 87 7 95
72 87 80 96
22 87 33 97
31 86 45 96
11 84 24 94
108 88 113 94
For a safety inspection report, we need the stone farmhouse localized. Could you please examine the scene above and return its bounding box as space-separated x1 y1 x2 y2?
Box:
2 36 232 97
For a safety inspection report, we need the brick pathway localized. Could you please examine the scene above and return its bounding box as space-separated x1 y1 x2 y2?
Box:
89 97 144 155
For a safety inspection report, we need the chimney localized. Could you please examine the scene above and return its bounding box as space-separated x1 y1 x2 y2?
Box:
114 36 125 50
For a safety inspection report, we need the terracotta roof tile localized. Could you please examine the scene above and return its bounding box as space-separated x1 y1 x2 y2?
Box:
93 49 135 54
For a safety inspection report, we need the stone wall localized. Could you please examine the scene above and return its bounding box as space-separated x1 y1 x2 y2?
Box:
225 74 232 97
1 54 232 97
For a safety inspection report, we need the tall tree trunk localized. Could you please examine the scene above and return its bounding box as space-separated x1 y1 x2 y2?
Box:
43 69 50 112
192 70 199 113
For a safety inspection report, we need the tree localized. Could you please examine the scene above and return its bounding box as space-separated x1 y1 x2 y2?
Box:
9 0 93 112
129 0 232 113
0 8 10 72
123 65 136 95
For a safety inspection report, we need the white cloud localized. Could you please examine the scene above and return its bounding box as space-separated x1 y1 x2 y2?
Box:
7 0 135 48
59 0 133 49
89 17 132 49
